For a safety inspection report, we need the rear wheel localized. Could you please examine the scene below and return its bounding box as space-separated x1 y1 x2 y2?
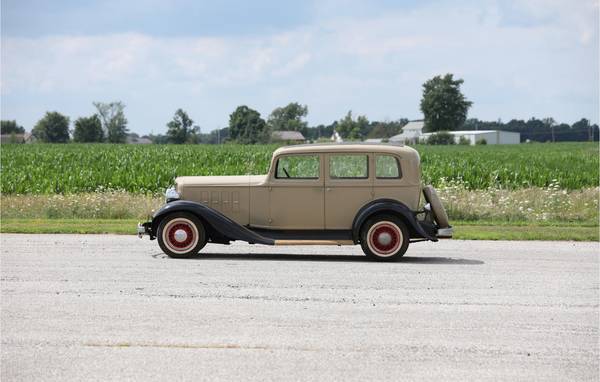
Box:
360 215 409 261
157 213 207 258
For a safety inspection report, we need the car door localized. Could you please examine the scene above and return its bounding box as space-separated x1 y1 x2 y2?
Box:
325 153 373 229
268 153 324 229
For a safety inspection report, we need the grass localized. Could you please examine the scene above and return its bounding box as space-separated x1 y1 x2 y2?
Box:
1 142 597 240
0 219 138 235
1 218 597 241
452 221 599 241
1 142 598 194
2 186 597 224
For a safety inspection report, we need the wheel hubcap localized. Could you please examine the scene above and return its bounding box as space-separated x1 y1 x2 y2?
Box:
173 229 188 242
377 232 392 246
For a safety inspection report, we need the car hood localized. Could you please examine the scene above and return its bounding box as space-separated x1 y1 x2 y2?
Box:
176 175 267 188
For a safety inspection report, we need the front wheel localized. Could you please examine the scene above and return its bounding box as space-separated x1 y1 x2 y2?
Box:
157 212 207 258
360 215 409 261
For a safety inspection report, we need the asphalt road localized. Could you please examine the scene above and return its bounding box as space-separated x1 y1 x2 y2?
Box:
1 234 598 381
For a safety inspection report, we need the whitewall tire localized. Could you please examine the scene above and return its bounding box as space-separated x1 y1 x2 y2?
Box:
360 215 409 261
157 213 207 258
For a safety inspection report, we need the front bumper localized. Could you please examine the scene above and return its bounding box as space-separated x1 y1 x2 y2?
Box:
137 222 153 239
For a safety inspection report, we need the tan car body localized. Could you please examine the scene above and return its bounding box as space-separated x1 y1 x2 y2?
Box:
175 144 421 231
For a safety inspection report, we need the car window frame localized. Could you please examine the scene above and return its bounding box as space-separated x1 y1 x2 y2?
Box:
328 153 370 180
274 154 321 180
375 154 402 180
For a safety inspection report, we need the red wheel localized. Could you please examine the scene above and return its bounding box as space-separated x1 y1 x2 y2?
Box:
157 213 206 258
360 215 409 261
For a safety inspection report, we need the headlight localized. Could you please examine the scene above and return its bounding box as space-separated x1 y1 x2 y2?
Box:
165 186 180 201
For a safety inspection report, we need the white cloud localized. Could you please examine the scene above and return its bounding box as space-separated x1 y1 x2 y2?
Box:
2 31 316 93
1 0 597 133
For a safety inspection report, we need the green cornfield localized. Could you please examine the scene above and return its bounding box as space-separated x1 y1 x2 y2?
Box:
1 142 597 194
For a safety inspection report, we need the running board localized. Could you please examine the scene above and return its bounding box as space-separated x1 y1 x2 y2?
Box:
274 240 354 246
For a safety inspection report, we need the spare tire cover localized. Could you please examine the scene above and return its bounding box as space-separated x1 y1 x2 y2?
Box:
423 185 450 228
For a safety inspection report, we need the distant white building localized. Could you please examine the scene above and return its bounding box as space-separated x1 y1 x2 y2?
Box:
331 131 343 143
420 130 520 145
389 120 520 145
126 134 153 144
364 138 383 143
389 121 424 144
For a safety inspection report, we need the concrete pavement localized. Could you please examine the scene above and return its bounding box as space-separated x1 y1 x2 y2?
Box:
1 234 598 381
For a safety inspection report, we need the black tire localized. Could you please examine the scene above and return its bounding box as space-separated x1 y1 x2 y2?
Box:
422 185 450 228
157 212 207 258
360 214 410 261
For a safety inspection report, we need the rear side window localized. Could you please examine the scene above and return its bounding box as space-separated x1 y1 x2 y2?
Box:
329 154 368 179
275 155 320 179
376 155 401 179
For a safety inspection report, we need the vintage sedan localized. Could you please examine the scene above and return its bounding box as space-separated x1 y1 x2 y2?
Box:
138 143 452 260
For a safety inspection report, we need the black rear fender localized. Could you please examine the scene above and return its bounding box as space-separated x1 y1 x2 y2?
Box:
352 199 438 243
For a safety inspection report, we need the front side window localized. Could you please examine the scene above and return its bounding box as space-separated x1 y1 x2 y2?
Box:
329 154 368 179
376 155 401 178
275 155 320 179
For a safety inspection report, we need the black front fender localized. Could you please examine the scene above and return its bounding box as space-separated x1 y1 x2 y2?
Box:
352 199 437 243
151 200 274 245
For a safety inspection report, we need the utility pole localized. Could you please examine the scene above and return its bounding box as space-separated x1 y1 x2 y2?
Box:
543 118 556 143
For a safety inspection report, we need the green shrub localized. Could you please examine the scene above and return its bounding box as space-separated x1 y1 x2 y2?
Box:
426 131 456 145
458 136 471 145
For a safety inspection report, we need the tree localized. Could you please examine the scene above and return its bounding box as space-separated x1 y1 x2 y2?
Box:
203 127 230 144
73 114 104 142
93 101 128 143
426 131 455 145
420 73 472 132
32 112 70 143
367 119 408 138
267 102 308 135
572 118 594 141
166 109 200 144
336 111 369 140
228 106 267 144
1 120 25 135
303 123 336 141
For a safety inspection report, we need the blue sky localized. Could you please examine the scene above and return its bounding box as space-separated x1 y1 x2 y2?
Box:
1 0 598 135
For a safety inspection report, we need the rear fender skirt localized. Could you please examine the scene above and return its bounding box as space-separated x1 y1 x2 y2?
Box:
151 200 274 245
352 199 438 243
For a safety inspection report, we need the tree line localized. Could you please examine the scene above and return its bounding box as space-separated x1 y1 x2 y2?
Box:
1 102 129 143
1 74 597 143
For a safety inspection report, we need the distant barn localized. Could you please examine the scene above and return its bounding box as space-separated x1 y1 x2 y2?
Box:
419 130 520 145
271 131 305 143
389 121 424 145
0 133 34 144
389 120 520 145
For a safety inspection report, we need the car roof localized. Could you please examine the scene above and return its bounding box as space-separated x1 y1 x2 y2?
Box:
273 143 420 158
